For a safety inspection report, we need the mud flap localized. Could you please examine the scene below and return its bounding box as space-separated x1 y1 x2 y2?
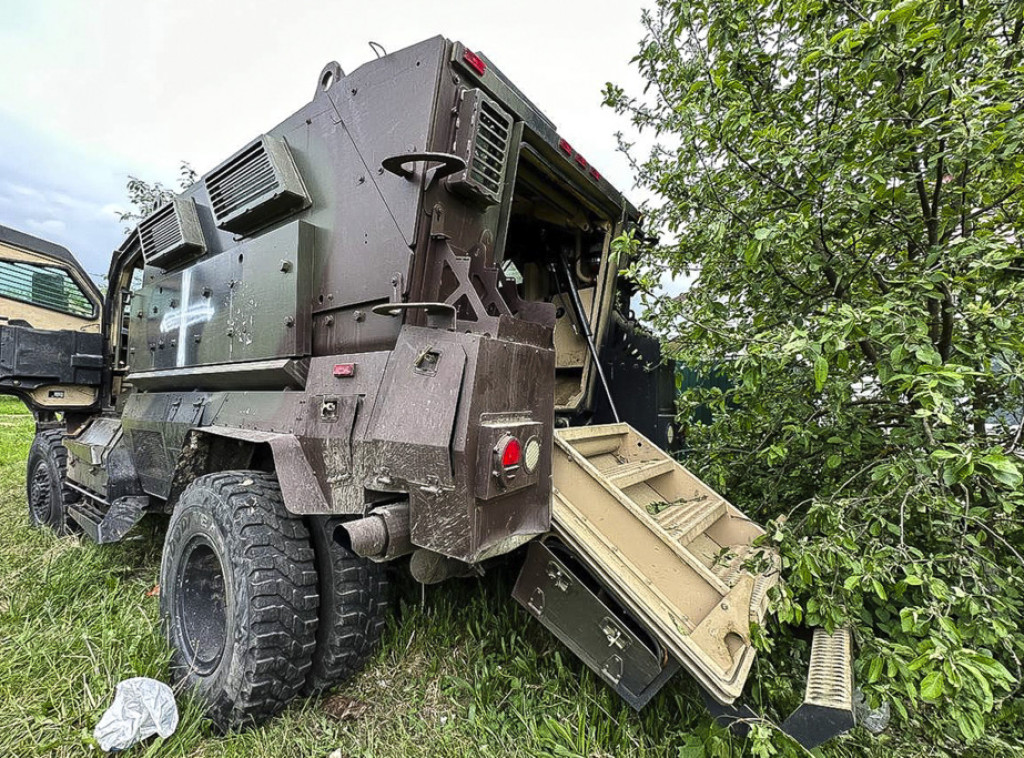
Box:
68 496 148 544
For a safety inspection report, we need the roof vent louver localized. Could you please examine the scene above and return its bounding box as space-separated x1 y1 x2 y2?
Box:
446 89 512 206
206 134 310 236
138 196 205 269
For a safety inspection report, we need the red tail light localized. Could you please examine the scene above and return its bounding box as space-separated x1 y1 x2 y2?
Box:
501 437 522 468
463 50 487 76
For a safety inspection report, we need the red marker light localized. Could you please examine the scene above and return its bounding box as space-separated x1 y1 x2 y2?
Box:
333 363 356 377
463 50 487 76
589 167 601 181
575 153 589 169
501 437 522 468
558 138 574 155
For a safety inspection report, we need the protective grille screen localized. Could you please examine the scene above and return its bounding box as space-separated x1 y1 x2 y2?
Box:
0 259 94 318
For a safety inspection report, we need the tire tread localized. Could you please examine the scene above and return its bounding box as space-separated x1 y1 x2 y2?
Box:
162 470 319 730
305 516 390 695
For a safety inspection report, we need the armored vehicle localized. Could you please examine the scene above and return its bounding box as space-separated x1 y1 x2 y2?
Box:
0 37 854 748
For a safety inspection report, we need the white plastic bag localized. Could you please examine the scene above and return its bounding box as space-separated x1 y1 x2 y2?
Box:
93 677 179 752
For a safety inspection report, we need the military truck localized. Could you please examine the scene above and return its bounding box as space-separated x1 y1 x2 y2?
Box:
0 37 855 748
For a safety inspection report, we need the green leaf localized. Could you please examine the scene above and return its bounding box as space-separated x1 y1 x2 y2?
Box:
813 355 828 392
871 578 887 601
677 735 707 758
920 671 944 702
868 656 884 683
888 1 923 24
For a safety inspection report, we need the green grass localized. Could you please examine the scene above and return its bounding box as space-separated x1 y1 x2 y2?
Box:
0 395 966 758
0 396 729 757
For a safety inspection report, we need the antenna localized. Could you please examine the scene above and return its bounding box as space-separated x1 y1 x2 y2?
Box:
368 41 387 59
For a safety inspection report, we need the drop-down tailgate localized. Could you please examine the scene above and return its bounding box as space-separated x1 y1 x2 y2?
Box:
544 422 780 705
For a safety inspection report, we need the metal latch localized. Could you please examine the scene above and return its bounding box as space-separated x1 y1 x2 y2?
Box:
546 561 570 592
601 617 630 650
371 302 457 331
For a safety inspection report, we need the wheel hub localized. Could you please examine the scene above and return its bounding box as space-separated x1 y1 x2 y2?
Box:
28 460 53 523
176 539 228 676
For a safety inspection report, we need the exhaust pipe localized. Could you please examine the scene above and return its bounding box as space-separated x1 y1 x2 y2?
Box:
338 502 412 561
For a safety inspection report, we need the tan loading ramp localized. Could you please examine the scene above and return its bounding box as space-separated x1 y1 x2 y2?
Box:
551 423 780 704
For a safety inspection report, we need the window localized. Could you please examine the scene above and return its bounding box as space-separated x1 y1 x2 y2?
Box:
0 259 95 318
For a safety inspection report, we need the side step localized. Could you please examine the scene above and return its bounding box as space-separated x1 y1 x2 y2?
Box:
68 495 148 544
531 423 780 706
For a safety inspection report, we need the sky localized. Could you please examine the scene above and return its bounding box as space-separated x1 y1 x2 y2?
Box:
0 0 651 282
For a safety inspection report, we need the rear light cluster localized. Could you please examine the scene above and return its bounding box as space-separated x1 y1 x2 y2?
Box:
494 434 540 487
558 136 601 183
463 49 487 76
500 436 522 468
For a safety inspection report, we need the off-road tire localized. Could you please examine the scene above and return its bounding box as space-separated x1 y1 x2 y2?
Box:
304 516 390 695
26 429 81 535
159 471 319 731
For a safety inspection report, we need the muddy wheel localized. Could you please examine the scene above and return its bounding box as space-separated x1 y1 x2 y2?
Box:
160 471 319 730
304 517 390 695
26 428 81 535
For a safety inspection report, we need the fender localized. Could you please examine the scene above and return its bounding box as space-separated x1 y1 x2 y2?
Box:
167 425 332 516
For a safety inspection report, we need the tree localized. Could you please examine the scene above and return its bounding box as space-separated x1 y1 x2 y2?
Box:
607 0 1024 751
117 161 196 232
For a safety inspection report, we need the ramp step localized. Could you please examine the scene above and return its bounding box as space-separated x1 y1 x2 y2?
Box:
780 628 856 749
550 422 780 705
556 427 628 457
607 459 675 488
653 496 728 545
710 544 753 585
805 628 854 710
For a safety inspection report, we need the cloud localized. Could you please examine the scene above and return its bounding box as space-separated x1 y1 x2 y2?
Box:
25 218 67 234
98 203 126 221
0 110 141 280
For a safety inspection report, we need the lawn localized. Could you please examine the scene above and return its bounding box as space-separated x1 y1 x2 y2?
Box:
0 396 729 757
0 395 935 758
